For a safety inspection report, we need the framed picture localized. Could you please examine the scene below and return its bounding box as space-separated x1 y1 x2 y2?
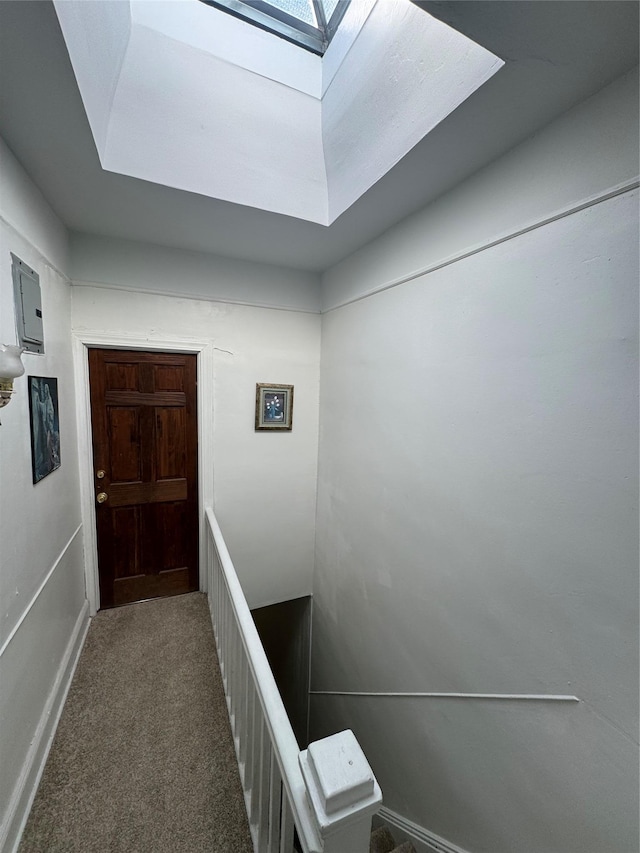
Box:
255 383 294 431
28 376 61 483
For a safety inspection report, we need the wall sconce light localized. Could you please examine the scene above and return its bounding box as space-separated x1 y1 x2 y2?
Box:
0 344 26 422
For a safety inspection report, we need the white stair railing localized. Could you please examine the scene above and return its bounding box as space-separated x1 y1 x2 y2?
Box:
205 507 382 853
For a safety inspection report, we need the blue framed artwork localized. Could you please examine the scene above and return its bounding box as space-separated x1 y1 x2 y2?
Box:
28 376 61 483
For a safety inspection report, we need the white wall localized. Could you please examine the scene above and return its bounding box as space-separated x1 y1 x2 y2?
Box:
0 137 87 851
70 232 321 313
322 69 639 312
311 72 639 853
71 242 321 609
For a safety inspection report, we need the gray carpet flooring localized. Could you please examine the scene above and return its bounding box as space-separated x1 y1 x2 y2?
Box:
19 592 253 853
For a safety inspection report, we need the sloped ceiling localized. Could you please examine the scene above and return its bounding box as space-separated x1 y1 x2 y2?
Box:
53 0 503 224
0 1 637 271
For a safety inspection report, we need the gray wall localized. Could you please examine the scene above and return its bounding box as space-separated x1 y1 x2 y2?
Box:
310 72 639 853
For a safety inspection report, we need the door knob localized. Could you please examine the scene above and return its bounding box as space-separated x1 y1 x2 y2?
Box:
96 492 108 504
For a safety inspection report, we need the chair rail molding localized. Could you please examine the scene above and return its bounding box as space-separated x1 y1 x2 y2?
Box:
322 179 639 313
310 690 580 702
378 806 471 853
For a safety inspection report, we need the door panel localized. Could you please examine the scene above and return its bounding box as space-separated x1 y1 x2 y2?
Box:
155 408 187 479
111 506 141 579
105 361 138 390
89 349 198 608
109 408 141 481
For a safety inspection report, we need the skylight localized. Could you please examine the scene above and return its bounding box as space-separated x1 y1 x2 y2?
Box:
199 0 349 54
54 0 504 225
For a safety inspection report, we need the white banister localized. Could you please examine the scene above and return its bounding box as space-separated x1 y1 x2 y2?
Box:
205 507 381 853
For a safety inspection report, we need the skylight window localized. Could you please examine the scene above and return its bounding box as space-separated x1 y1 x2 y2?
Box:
199 0 349 54
268 0 316 27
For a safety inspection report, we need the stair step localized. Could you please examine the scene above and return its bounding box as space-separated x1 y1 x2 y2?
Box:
370 824 417 853
370 826 396 853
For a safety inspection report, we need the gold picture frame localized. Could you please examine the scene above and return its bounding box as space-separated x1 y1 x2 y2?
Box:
255 383 294 431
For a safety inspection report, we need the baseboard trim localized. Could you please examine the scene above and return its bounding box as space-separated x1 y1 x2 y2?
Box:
378 806 471 853
1 600 90 853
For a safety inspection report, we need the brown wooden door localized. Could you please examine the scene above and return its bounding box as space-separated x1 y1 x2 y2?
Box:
88 349 199 608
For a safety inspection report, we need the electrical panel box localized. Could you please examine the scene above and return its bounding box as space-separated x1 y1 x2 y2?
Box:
11 253 44 354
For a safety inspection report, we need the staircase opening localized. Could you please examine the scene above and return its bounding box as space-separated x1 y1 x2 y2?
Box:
251 595 312 747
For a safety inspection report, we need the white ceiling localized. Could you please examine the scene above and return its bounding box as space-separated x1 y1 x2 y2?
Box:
0 1 638 272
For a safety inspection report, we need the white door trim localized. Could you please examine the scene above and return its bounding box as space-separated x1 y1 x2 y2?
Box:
72 331 214 615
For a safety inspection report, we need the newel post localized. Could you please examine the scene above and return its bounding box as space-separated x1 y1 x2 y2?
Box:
299 729 382 853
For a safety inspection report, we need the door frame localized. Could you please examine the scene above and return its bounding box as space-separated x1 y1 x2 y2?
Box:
73 331 214 615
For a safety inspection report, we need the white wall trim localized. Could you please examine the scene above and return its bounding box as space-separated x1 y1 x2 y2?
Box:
0 213 69 284
378 806 471 853
72 330 215 614
71 279 321 315
0 525 83 659
72 334 100 615
322 178 640 313
1 600 90 853
310 690 579 702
